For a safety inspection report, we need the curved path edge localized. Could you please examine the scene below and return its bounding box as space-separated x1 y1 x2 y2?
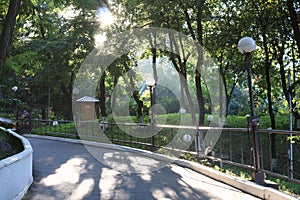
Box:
0 128 33 200
24 134 296 200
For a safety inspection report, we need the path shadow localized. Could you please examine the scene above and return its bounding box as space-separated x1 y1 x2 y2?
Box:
23 137 258 200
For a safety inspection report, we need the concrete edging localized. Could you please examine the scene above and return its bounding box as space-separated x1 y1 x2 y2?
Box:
0 128 33 200
25 134 297 200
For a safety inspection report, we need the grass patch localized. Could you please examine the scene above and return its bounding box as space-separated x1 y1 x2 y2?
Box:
268 177 300 197
208 161 300 198
226 114 292 130
110 113 293 130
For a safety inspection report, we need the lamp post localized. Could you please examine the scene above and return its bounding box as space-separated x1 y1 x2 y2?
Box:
288 70 294 179
146 76 156 151
238 37 265 184
12 86 18 125
72 88 80 100
72 88 80 123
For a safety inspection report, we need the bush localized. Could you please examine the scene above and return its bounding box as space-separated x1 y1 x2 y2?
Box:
0 129 23 160
0 117 14 129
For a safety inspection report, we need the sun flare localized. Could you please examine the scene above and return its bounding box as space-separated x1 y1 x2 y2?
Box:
96 6 115 27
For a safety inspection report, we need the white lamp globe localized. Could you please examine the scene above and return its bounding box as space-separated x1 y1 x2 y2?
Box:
53 121 58 126
183 134 192 143
146 76 155 87
12 86 18 92
238 37 256 53
178 107 186 115
72 88 80 95
207 115 213 122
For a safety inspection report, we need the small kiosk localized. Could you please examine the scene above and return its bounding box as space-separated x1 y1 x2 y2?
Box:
76 96 99 121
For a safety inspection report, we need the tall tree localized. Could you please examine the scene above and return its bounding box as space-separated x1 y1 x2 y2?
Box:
0 0 21 75
287 0 300 54
194 0 205 126
1 0 100 118
252 2 277 130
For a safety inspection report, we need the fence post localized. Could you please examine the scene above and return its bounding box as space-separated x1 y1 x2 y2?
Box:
229 131 232 161
241 132 244 164
111 122 114 143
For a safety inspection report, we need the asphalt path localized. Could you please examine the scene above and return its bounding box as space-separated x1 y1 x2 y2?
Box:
23 137 261 200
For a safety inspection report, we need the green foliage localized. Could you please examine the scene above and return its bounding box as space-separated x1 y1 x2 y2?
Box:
0 0 100 119
227 86 249 115
220 164 252 181
33 121 77 135
226 115 293 130
30 0 38 7
1 0 299 123
6 51 37 73
268 177 300 197
287 135 300 144
180 153 197 161
0 129 23 160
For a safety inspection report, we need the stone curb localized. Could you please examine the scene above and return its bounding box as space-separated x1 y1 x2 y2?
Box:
25 134 298 200
0 129 33 200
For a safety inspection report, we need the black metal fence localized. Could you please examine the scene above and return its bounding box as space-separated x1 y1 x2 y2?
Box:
29 118 300 184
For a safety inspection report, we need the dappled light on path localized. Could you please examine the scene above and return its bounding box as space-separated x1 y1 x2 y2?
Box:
152 187 178 199
70 178 94 199
101 151 162 173
85 143 172 173
41 157 88 186
24 137 260 200
38 157 95 199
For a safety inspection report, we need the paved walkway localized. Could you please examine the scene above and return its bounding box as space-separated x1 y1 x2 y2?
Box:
23 137 260 200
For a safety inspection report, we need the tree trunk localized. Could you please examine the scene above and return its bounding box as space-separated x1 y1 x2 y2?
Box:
262 28 276 163
0 0 21 75
287 0 300 54
133 91 144 123
150 32 158 125
291 43 300 128
126 68 144 123
99 72 107 118
195 0 205 126
169 54 197 127
195 71 205 125
262 29 276 129
111 76 118 115
168 30 199 155
218 54 231 119
278 41 300 129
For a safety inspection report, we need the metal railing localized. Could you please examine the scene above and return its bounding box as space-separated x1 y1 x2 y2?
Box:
29 118 300 184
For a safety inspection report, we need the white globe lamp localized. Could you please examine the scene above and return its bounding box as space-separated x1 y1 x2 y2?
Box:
238 37 256 54
183 134 192 143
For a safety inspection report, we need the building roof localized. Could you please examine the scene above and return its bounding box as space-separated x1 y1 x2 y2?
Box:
76 96 99 103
